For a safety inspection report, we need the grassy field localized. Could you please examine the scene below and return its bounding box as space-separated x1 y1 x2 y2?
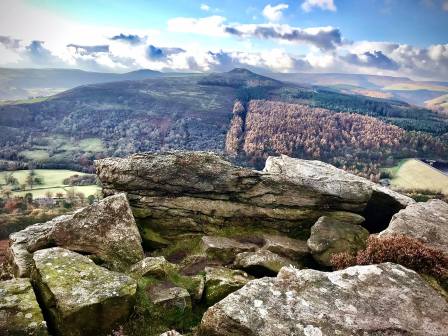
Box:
384 159 448 195
383 83 448 92
18 135 105 164
425 94 448 113
0 169 100 197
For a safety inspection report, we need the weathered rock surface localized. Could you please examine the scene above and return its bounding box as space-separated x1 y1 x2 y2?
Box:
379 199 448 253
199 263 448 336
129 256 179 279
204 267 253 305
0 278 49 335
95 152 412 244
160 331 182 336
234 250 298 276
147 284 192 326
307 215 370 266
261 234 309 261
201 236 257 264
32 247 137 336
264 155 414 232
7 193 144 277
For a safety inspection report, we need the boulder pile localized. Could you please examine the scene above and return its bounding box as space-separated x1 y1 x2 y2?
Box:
0 151 446 336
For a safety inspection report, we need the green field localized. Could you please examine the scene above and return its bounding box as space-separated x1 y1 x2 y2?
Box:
18 135 104 164
0 169 100 197
383 83 448 92
384 159 448 195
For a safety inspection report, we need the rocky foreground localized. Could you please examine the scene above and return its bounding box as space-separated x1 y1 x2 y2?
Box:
1 151 447 336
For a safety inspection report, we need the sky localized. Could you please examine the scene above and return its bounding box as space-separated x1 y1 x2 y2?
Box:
0 0 447 80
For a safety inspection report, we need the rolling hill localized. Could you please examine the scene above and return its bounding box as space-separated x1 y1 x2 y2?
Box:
0 68 191 101
269 72 448 113
0 68 447 175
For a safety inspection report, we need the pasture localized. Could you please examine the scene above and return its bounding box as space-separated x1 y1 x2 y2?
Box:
0 169 100 197
385 159 448 195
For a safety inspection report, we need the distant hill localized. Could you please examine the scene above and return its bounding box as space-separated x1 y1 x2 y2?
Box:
0 68 189 101
0 68 446 173
269 72 448 113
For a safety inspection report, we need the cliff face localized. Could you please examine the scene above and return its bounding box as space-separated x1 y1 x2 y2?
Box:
96 152 412 247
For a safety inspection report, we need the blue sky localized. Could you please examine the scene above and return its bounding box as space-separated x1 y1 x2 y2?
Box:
28 0 448 47
0 0 447 80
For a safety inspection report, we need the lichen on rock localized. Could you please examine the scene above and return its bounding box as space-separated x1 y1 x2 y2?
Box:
199 263 448 335
307 215 370 266
0 278 49 336
7 193 144 277
31 247 137 336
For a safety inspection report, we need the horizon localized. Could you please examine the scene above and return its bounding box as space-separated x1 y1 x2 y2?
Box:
0 0 447 81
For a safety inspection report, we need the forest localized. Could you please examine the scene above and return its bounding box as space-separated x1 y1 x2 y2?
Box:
226 100 448 179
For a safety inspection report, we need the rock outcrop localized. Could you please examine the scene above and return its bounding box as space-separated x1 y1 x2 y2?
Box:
307 215 370 266
32 247 137 336
95 152 413 246
204 267 253 305
264 155 414 232
379 199 448 253
0 278 49 335
234 250 297 276
7 193 144 277
199 263 448 335
129 256 179 279
201 236 258 264
261 234 309 261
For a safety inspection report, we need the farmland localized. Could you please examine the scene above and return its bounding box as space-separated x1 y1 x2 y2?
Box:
384 159 448 195
0 169 100 197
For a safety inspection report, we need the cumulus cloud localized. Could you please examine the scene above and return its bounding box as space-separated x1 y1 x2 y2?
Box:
444 0 448 10
262 3 289 22
343 50 399 70
225 24 342 50
24 40 64 66
110 34 146 45
66 44 109 55
0 35 21 49
146 45 185 60
200 4 210 11
302 0 337 12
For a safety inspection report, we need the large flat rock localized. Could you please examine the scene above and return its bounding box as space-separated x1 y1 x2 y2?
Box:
264 155 414 232
7 193 144 277
379 199 448 253
95 152 412 244
31 247 137 336
0 278 49 335
199 263 448 336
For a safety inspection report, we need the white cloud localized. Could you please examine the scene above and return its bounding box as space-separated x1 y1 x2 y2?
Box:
301 0 337 12
167 16 227 37
225 24 342 50
262 3 289 22
200 4 210 11
1 0 447 80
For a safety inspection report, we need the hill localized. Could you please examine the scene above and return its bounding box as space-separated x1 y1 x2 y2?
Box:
269 72 448 113
0 67 185 101
0 68 447 174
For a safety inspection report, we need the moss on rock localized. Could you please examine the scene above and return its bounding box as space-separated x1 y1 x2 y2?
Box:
31 247 137 336
0 278 49 335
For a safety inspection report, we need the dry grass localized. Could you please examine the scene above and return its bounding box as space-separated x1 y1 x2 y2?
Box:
388 159 448 195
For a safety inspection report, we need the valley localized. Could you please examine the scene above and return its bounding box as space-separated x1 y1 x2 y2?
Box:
0 69 447 181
